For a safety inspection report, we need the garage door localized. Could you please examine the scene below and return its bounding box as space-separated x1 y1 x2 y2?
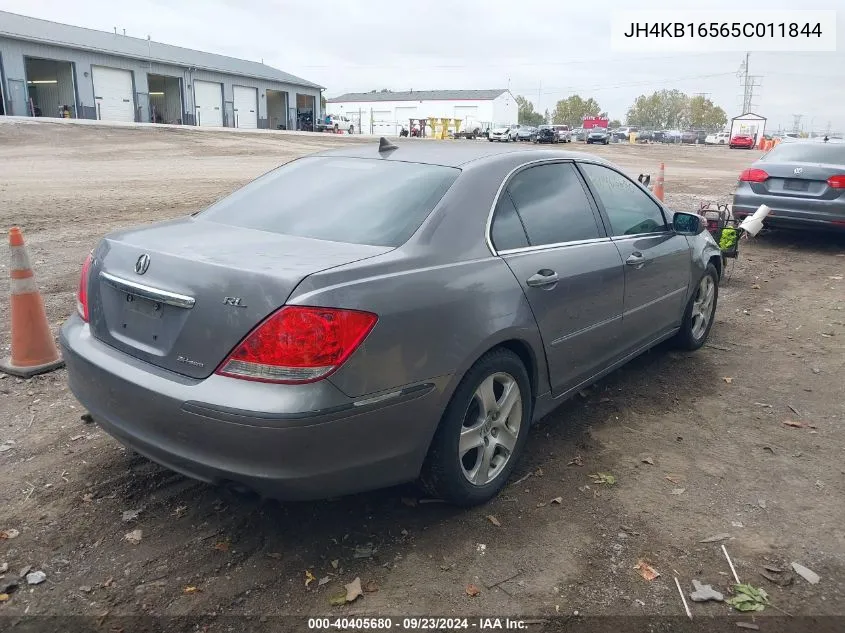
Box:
194 80 223 127
92 66 135 122
371 110 393 135
394 106 417 129
233 86 257 129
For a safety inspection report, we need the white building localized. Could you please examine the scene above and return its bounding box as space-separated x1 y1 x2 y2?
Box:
326 89 518 136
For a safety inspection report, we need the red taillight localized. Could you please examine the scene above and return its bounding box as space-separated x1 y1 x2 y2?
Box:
739 168 769 183
217 306 378 383
827 175 845 189
77 252 93 322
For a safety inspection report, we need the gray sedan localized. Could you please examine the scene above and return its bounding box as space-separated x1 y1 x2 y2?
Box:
62 142 722 506
733 141 845 232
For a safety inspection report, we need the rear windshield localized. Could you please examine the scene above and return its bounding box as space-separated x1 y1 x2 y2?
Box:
761 143 845 164
197 157 459 247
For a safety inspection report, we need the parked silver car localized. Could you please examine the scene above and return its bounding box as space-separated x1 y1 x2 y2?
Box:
733 141 845 232
62 142 723 506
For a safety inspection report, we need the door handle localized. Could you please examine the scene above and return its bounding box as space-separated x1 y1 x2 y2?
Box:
526 270 559 287
625 252 645 267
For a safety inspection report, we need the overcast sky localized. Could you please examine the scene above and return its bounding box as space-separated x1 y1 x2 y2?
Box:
3 0 844 132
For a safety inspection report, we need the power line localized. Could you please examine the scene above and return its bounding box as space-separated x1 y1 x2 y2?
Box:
737 52 762 113
510 72 735 95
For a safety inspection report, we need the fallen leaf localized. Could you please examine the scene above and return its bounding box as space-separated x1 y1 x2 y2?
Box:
589 472 616 485
318 576 330 587
700 533 732 543
124 529 142 545
121 509 141 522
726 583 769 612
364 580 379 593
665 475 682 485
791 562 820 585
345 577 363 602
0 529 20 540
70 434 85 441
782 419 805 428
736 623 760 631
305 570 316 587
568 455 583 467
103 576 114 588
213 541 230 552
634 560 660 581
329 593 347 606
0 594 9 602
400 497 417 507
751 284 760 289
486 515 501 527
641 457 655 465
723 377 734 384
550 497 563 505
330 559 339 569
266 552 282 560
536 502 546 508
465 583 481 597
183 585 199 594
670 488 686 495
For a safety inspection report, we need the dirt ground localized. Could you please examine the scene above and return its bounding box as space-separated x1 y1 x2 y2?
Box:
0 121 843 629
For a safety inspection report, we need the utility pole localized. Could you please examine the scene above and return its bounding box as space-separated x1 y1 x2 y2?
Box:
537 81 541 117
737 52 762 113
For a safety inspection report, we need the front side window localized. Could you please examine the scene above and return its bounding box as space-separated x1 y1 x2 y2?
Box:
579 163 668 236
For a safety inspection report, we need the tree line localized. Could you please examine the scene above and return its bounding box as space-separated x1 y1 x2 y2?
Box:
516 89 727 131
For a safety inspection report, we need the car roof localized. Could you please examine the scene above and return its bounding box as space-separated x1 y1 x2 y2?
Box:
316 141 595 167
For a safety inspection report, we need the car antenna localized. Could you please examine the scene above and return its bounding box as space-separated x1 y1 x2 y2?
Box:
379 137 398 153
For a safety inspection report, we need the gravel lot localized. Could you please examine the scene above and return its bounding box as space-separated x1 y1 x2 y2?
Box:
0 120 843 629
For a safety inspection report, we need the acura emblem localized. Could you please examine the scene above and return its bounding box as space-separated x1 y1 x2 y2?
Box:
135 253 151 275
794 167 803 175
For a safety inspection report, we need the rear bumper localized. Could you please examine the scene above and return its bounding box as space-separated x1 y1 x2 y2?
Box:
733 188 845 232
60 317 447 500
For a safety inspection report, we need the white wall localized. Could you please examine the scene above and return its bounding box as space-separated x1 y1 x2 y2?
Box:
327 96 516 135
492 92 518 127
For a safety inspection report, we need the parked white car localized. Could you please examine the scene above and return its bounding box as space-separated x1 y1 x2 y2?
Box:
488 124 519 142
705 131 730 145
552 124 572 142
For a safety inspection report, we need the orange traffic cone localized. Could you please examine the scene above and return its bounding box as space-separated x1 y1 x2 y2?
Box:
652 162 665 201
0 227 64 377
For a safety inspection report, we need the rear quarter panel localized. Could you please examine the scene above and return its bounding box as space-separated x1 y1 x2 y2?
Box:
288 155 551 403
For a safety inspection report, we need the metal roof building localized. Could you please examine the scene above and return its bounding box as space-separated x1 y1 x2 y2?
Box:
0 10 323 130
326 89 518 136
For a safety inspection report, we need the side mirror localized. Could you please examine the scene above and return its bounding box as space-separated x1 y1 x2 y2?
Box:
673 212 705 235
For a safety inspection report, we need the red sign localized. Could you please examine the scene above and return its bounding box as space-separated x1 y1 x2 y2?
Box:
582 116 609 129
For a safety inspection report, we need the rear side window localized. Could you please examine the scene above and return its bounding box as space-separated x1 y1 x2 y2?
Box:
761 143 845 164
197 157 459 247
505 163 601 246
490 193 528 251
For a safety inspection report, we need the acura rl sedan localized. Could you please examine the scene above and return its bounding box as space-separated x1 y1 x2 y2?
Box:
62 141 723 506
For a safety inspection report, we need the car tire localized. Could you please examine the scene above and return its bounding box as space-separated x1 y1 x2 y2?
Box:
674 264 719 351
489 138 494 142
420 349 532 506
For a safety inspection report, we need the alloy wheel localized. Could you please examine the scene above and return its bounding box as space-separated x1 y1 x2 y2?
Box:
690 275 716 340
458 372 522 486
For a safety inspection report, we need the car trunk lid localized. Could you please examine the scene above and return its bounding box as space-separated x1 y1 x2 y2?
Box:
752 161 845 202
87 218 391 379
